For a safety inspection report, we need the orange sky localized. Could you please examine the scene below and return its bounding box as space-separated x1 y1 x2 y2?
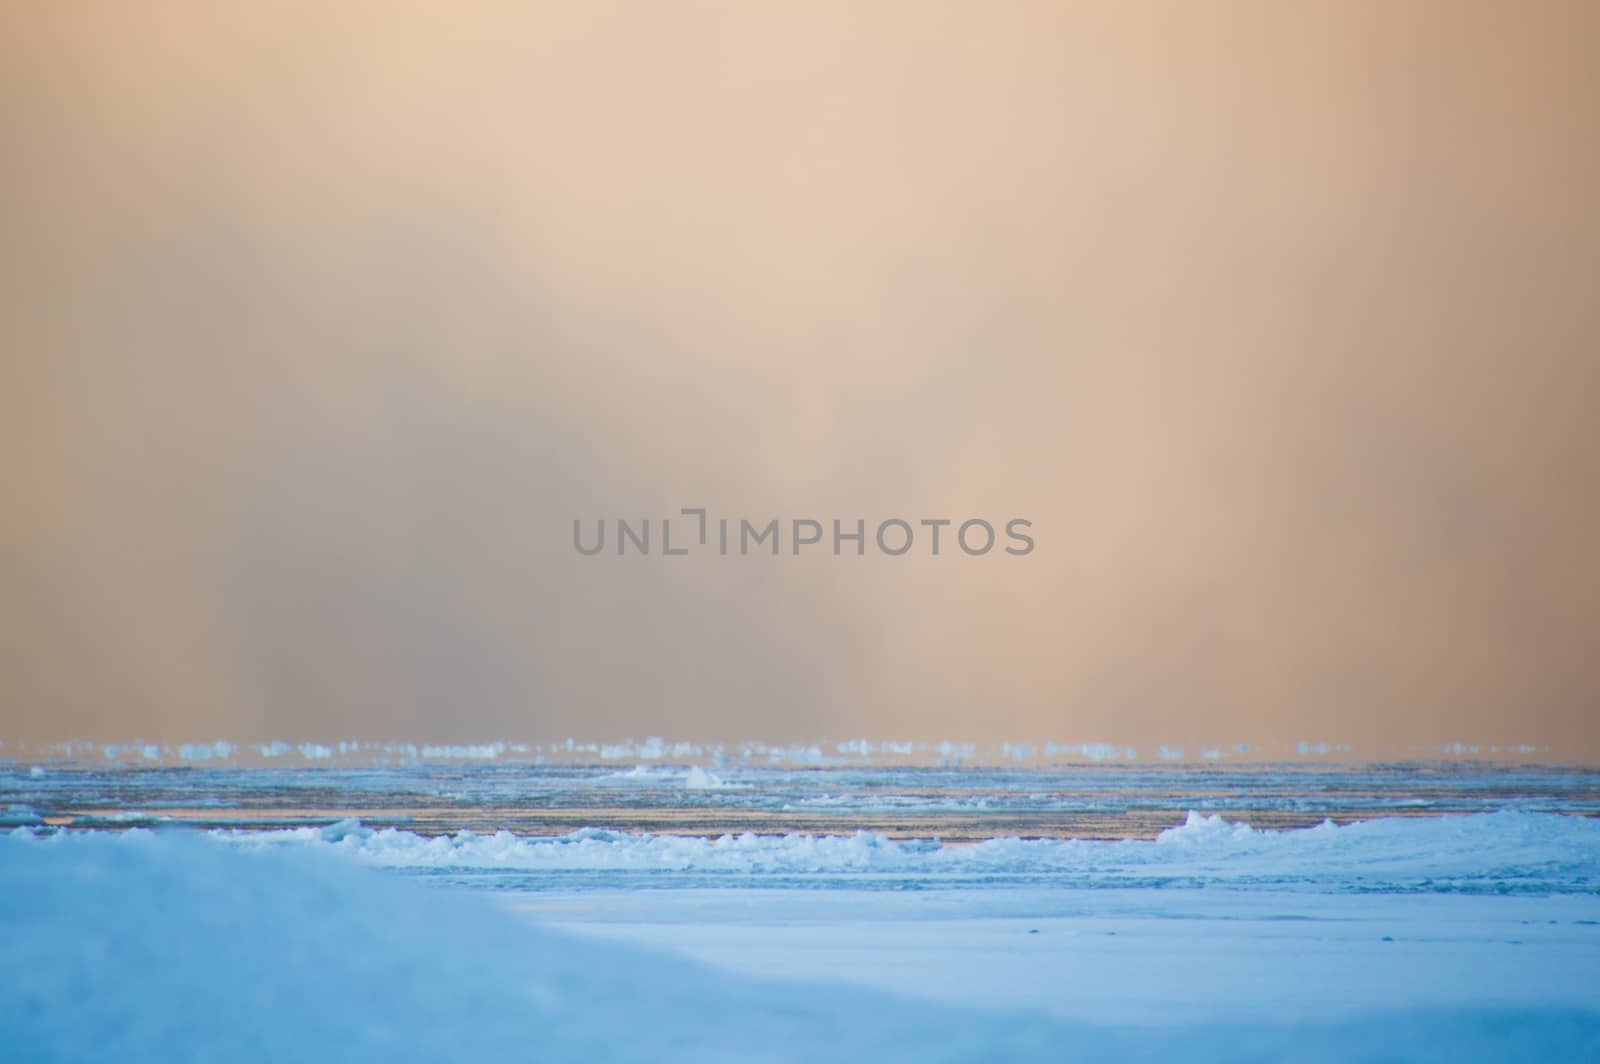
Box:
3 3 1597 755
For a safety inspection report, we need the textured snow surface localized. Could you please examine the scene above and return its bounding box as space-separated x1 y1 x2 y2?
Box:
212 810 1600 894
4 827 1599 1061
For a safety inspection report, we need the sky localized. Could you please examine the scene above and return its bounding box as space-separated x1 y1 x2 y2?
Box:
2 3 1597 755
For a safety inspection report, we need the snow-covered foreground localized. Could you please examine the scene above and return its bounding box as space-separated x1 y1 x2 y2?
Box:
7 832 1069 1063
4 814 1599 1061
527 886 1600 1026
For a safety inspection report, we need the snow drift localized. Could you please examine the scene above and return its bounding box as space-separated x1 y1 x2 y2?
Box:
3 830 1598 1062
209 810 1600 895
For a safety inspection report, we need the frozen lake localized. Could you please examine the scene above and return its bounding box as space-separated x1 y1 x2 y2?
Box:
5 755 1599 1059
522 883 1600 1026
8 755 1598 838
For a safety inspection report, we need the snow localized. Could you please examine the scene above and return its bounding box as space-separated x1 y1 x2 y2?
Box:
598 765 744 790
1045 741 1137 761
0 832 1056 1061
6 750 1599 1061
682 765 737 790
176 741 234 762
0 804 43 827
538 886 1600 1027
4 829 1598 1062
420 742 507 760
0 735 1572 768
209 811 1600 895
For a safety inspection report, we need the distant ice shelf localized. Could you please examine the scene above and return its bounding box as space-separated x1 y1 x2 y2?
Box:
0 735 1555 769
